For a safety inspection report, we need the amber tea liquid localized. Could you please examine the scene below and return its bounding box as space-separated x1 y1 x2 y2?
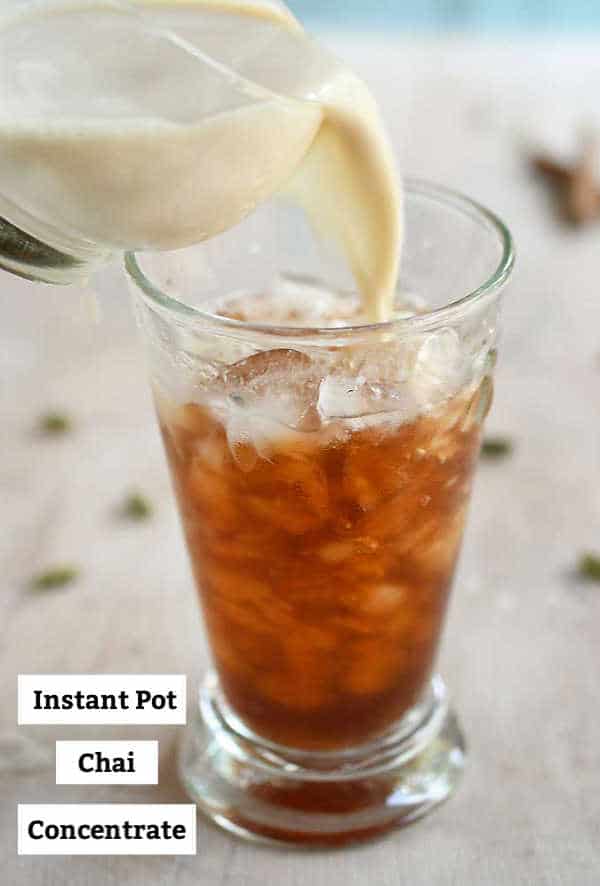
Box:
159 292 486 753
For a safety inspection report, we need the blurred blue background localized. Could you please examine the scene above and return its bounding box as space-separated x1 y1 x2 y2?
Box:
293 1 600 31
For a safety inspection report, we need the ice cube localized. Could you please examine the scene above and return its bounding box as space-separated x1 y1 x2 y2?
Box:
318 375 418 421
412 328 466 406
225 415 259 472
221 348 322 433
223 348 312 384
461 375 494 431
415 329 462 381
359 583 408 616
318 376 372 419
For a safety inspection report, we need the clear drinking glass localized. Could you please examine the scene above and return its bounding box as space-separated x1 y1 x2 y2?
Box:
126 180 514 845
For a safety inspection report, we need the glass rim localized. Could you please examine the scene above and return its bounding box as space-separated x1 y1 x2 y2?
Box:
125 178 515 340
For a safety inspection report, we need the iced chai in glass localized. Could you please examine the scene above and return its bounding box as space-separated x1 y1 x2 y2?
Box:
133 217 512 844
158 288 488 752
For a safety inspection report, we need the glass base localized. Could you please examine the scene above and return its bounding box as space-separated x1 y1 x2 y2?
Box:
179 673 466 847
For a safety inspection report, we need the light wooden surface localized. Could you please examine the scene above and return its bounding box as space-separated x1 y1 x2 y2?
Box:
2 36 600 886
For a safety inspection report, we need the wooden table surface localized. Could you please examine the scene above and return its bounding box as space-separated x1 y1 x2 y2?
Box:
2 35 599 886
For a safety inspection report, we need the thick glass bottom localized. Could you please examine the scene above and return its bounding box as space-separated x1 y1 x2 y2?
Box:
179 673 466 847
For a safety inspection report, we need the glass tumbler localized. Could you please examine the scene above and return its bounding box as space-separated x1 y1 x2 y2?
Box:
126 180 514 846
